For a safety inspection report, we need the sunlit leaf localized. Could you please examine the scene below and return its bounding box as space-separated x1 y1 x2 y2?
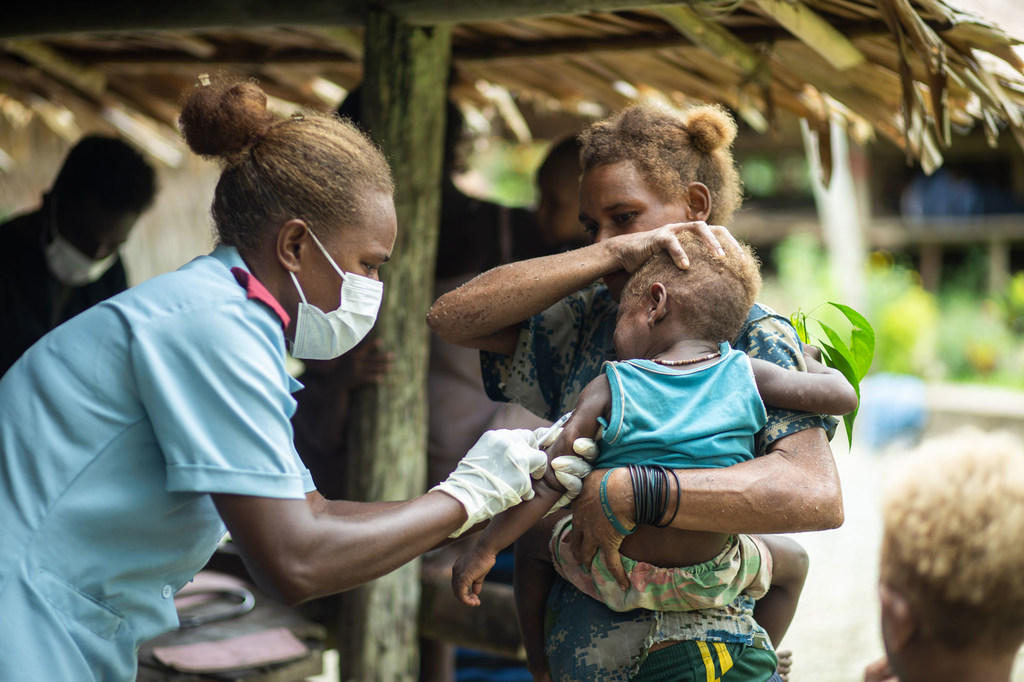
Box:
820 324 857 382
793 302 874 449
790 310 809 345
826 302 875 381
822 340 861 448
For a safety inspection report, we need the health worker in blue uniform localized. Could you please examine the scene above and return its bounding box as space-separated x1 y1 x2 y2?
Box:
0 77 574 682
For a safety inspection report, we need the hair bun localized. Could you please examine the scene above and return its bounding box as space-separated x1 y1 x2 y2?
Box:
179 78 277 159
686 106 737 154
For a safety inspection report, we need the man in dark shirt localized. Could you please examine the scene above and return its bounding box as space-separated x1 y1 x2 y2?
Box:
0 135 157 376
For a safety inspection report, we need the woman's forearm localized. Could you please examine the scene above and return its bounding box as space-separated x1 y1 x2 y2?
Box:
427 241 621 353
677 427 843 533
602 427 844 535
426 222 738 353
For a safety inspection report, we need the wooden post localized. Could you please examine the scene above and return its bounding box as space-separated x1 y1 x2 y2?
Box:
336 11 451 682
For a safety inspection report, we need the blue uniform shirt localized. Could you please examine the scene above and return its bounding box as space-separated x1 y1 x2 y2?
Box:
0 245 313 681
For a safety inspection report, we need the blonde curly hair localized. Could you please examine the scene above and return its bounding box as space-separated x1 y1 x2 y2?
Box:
880 428 1024 650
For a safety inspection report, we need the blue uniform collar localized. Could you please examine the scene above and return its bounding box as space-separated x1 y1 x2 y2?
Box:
209 243 247 271
208 245 291 329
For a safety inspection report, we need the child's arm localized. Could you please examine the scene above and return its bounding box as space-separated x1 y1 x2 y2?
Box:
750 349 858 416
450 375 611 606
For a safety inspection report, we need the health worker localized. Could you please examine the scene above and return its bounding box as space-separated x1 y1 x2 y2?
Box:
0 76 587 682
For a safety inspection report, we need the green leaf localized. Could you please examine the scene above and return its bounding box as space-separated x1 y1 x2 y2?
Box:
824 302 875 382
790 310 809 345
822 340 861 448
842 411 859 449
819 324 857 380
789 301 874 449
820 337 859 401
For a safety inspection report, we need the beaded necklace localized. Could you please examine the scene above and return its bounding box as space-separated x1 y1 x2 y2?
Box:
650 350 721 367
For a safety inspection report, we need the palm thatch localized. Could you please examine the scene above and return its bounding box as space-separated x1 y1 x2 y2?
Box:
1 0 1022 172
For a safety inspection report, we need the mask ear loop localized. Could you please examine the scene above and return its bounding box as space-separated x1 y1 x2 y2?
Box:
305 229 347 281
289 271 309 304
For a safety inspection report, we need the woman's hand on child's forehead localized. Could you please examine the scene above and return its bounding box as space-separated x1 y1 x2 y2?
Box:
612 221 742 272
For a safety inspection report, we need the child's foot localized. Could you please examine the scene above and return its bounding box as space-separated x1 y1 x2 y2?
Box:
776 649 792 681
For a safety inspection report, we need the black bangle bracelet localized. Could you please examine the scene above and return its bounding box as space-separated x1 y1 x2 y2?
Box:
654 467 681 528
631 464 673 527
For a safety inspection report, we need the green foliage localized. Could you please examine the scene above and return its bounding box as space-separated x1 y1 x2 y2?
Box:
871 278 939 376
459 137 548 208
739 152 812 199
769 233 1024 391
774 232 833 300
791 303 876 447
997 271 1024 335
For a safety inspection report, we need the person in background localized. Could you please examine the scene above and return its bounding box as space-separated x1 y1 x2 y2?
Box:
535 135 589 253
290 340 393 499
0 135 157 376
863 429 1024 682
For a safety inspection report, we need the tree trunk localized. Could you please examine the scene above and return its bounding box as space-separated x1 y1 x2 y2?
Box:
335 12 451 682
801 117 867 311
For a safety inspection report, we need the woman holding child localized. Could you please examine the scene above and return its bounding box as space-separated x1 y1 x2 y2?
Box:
429 103 854 680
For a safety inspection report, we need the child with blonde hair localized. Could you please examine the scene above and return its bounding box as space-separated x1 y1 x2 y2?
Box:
865 429 1024 682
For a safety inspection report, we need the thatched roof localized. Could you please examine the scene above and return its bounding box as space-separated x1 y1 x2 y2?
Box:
1 0 1023 171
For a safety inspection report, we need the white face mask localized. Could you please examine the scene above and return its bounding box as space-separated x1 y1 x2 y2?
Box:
44 199 119 286
289 230 383 360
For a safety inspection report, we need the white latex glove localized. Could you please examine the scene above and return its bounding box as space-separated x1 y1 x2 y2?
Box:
433 429 548 537
546 431 602 514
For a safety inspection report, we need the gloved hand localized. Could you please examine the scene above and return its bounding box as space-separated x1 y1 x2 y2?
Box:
532 414 603 515
546 435 601 514
433 429 548 537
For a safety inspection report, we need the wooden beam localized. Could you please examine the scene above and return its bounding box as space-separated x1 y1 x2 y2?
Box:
47 21 912 68
4 40 106 96
750 0 865 71
1 0 716 40
419 576 525 660
651 4 762 77
337 11 451 682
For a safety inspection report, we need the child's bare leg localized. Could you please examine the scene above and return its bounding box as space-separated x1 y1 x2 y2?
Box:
754 534 809 647
514 509 567 682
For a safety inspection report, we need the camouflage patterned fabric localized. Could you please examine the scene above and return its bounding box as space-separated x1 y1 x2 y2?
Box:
550 518 772 613
543 577 776 680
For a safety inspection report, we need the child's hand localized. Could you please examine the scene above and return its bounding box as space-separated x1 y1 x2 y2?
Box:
450 547 497 607
803 344 823 364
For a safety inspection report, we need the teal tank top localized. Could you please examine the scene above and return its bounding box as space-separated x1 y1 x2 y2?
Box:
597 342 767 470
